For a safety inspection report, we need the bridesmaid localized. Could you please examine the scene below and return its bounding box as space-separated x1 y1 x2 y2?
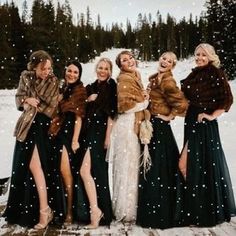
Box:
79 58 117 228
49 60 87 225
137 51 188 229
179 43 235 226
3 50 59 229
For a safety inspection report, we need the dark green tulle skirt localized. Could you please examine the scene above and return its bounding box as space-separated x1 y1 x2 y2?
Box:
181 105 236 226
3 113 56 227
137 116 184 229
50 112 81 225
73 114 113 225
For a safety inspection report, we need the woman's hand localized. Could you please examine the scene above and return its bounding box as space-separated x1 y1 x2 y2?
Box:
72 140 80 153
23 103 29 110
58 94 63 102
197 113 215 122
24 97 40 107
198 109 225 123
87 93 98 102
142 89 150 100
157 114 175 121
104 135 110 149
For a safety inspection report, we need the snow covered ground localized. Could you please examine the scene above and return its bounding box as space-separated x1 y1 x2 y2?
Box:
0 48 236 235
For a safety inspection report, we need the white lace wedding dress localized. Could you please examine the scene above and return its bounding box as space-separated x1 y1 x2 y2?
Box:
107 101 148 222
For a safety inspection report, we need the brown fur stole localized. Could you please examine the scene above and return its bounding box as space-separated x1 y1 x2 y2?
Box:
117 70 149 134
49 82 87 136
14 70 59 142
148 71 188 116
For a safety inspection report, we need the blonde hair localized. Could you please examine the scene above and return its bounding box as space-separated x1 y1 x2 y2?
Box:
159 51 177 68
96 57 113 77
195 43 220 68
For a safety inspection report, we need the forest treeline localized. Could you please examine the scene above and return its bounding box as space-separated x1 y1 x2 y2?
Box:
0 0 235 89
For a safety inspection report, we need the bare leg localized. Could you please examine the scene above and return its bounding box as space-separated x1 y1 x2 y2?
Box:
60 145 73 224
29 146 53 228
80 149 103 228
179 142 188 180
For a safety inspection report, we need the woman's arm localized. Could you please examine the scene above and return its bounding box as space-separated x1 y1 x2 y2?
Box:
104 117 114 149
156 113 175 121
125 100 149 113
163 78 188 117
197 109 225 122
71 115 82 153
86 93 98 102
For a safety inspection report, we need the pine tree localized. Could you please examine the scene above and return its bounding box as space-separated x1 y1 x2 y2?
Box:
205 0 236 79
176 17 185 58
136 14 152 61
150 21 159 60
0 2 25 88
29 0 55 51
0 3 14 88
125 20 135 49
219 0 236 79
166 14 176 52
9 1 26 84
54 0 76 77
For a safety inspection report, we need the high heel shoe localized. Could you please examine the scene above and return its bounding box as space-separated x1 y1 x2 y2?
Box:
84 212 104 229
34 206 53 230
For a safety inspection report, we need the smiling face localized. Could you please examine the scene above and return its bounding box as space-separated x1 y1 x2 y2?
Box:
65 64 80 84
194 46 209 67
158 53 175 73
35 59 52 79
96 60 111 82
119 53 136 72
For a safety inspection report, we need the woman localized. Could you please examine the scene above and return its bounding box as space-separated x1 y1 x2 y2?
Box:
3 50 59 229
108 50 149 223
137 52 188 229
49 61 87 225
179 43 236 226
79 58 117 229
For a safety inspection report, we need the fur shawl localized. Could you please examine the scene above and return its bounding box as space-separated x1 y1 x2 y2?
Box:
49 82 87 136
117 70 144 112
14 70 59 142
148 71 188 116
86 78 117 120
181 63 233 112
117 70 148 134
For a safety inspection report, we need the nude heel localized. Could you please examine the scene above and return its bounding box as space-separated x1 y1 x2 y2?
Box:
84 211 104 229
34 206 53 230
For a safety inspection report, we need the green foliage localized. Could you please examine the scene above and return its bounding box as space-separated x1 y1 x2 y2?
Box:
0 0 235 89
0 2 25 88
205 0 236 79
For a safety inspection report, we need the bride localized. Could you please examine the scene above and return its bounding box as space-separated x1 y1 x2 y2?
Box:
108 50 149 222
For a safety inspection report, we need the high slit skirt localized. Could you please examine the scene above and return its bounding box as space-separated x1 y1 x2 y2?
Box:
181 105 236 226
3 113 56 227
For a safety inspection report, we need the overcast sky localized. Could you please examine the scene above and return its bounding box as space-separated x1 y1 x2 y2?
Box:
11 0 206 26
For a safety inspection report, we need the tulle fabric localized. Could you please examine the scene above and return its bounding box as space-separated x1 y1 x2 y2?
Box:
182 105 236 226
